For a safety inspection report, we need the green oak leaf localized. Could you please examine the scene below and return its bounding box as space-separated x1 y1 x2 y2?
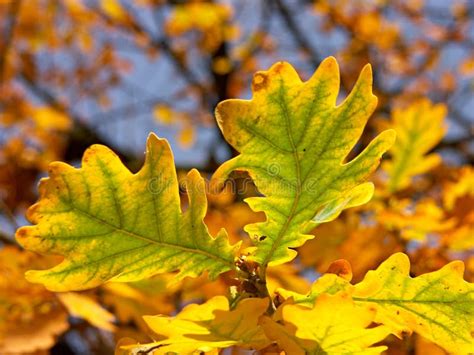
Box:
212 57 396 266
16 134 238 291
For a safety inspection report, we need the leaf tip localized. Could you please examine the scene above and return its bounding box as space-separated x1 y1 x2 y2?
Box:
357 63 377 102
378 128 397 152
445 260 465 277
24 269 42 285
186 168 205 195
187 168 202 181
146 132 170 152
320 56 339 71
15 226 31 245
25 202 41 223
388 252 411 270
361 63 373 80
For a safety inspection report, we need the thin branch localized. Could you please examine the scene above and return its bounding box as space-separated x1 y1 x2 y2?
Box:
18 73 136 163
0 198 19 229
0 0 22 84
0 230 15 245
91 4 207 95
233 0 272 73
274 0 323 68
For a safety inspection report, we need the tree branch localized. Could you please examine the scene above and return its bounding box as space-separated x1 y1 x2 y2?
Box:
274 0 323 68
0 0 22 84
18 73 137 164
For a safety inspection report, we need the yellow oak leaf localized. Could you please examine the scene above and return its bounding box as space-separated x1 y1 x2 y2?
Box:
103 276 177 332
297 214 397 282
261 293 390 355
58 292 116 332
32 106 71 131
382 99 447 192
0 247 68 354
152 104 173 125
276 272 351 307
0 311 69 355
124 296 270 354
212 57 395 267
277 253 474 354
441 220 474 251
378 198 455 241
266 263 310 296
16 133 238 291
441 166 474 251
443 166 474 211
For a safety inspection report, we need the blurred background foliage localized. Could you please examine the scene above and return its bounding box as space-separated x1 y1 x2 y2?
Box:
0 0 473 354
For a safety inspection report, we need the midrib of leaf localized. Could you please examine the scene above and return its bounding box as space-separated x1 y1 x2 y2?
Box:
259 81 358 267
237 119 291 154
260 82 302 268
353 281 473 345
57 193 233 267
352 297 469 305
55 154 233 268
354 298 469 343
290 295 471 344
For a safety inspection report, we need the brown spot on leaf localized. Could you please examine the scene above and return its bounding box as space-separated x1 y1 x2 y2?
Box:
16 228 28 239
252 73 268 91
272 61 286 74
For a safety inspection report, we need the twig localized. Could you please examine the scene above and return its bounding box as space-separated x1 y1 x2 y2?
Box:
91 4 207 96
0 230 15 245
0 198 18 229
18 73 136 163
0 0 22 84
274 0 323 68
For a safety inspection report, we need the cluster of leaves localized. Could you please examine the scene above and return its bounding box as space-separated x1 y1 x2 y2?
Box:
6 57 473 354
1 0 473 223
0 1 473 354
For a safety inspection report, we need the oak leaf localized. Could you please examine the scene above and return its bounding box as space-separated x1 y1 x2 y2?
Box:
381 99 446 192
0 247 68 354
16 133 238 291
261 293 390 355
378 198 455 241
212 57 395 266
125 296 270 354
277 253 474 353
353 253 474 353
58 292 117 332
441 166 474 251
